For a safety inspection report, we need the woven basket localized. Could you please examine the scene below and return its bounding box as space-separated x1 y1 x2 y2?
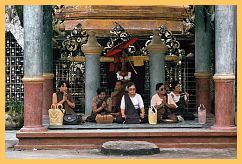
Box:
48 104 65 126
148 106 157 124
95 114 114 124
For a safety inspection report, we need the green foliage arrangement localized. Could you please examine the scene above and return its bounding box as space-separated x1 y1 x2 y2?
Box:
6 98 24 128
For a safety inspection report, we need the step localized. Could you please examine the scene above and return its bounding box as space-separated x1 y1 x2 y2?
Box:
15 129 237 150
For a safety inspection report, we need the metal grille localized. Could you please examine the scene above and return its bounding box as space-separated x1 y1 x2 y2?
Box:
164 59 196 112
100 62 112 96
143 61 150 109
53 60 85 113
165 59 196 112
181 58 196 112
5 32 24 108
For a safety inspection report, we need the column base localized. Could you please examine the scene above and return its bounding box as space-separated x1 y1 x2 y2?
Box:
20 126 48 132
42 114 50 125
22 77 46 132
213 75 235 130
194 72 211 114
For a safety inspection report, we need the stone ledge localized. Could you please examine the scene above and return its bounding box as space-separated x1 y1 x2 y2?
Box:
101 141 160 155
15 130 237 150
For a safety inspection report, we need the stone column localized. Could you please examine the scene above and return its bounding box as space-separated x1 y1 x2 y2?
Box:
82 31 103 116
212 6 236 130
194 6 212 114
147 30 167 98
21 6 47 132
42 6 54 121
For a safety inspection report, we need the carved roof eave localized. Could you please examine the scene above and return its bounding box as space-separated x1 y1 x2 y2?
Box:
55 5 189 37
56 5 188 21
63 19 183 37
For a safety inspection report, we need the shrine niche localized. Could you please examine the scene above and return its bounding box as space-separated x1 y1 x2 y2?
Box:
52 5 196 114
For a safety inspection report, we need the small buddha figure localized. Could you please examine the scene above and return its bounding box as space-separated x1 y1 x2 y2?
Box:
116 54 131 87
116 62 131 81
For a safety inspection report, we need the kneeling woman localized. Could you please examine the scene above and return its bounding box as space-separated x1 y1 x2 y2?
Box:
86 88 112 122
118 82 147 124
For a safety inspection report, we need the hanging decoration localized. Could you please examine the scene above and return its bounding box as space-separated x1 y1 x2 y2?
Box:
5 5 24 49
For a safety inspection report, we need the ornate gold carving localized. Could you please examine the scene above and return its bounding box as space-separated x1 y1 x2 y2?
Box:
100 57 114 62
67 56 85 62
165 55 179 62
66 55 177 62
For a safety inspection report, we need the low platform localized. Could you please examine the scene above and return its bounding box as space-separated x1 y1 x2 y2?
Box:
15 117 236 150
15 128 236 150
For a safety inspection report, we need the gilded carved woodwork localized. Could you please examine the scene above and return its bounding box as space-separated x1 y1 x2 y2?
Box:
54 5 191 36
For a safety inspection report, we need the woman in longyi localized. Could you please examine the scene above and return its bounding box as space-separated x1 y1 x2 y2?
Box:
52 80 76 115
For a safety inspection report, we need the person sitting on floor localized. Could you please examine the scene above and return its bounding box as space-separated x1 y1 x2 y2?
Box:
52 80 76 115
109 80 125 122
169 80 195 120
86 88 112 122
150 83 179 123
117 82 147 124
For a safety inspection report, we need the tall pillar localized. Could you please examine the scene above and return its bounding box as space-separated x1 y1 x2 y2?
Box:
212 6 236 130
42 6 54 120
147 30 167 98
82 31 103 116
21 6 47 132
194 6 212 114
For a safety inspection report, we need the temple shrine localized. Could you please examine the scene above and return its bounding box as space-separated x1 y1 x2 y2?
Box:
5 5 237 149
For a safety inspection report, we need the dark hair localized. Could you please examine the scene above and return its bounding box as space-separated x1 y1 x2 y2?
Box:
155 83 164 91
116 80 123 85
170 80 180 90
57 80 70 88
126 82 135 89
96 87 107 95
